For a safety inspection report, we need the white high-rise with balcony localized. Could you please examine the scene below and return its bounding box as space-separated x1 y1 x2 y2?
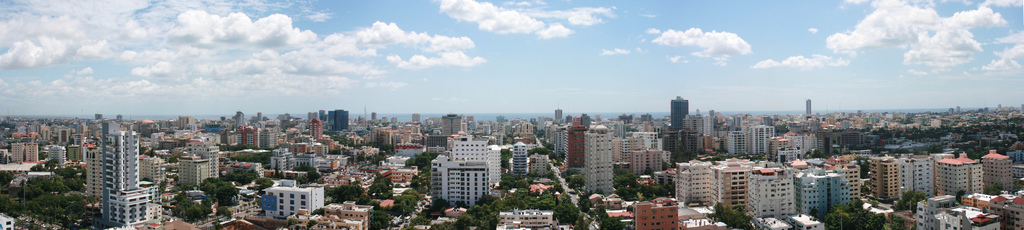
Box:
585 126 614 194
98 123 154 228
450 135 500 185
898 156 934 197
677 160 713 205
747 125 776 154
430 154 492 207
747 166 795 218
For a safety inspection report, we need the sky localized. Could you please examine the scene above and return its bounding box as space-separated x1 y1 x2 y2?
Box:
0 0 1023 117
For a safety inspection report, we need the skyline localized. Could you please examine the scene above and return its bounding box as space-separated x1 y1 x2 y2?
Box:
1 0 1023 115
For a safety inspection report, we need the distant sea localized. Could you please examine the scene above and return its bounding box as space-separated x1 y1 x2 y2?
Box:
34 107 967 122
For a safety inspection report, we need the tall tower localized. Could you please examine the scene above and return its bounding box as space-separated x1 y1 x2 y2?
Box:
234 111 245 128
442 114 463 136
328 109 349 132
310 118 323 138
99 122 154 227
584 125 613 193
670 96 689 130
806 99 812 115
555 109 563 123
566 117 588 169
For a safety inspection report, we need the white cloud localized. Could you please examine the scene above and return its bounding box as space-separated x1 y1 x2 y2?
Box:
751 54 849 70
908 69 929 75
639 14 657 18
845 0 871 4
387 51 486 69
364 81 408 90
76 67 94 75
982 59 1022 70
995 43 1024 59
995 31 1024 44
600 48 630 55
307 12 332 22
0 15 86 44
525 7 616 26
354 21 476 52
439 0 546 34
130 61 179 81
646 28 661 34
537 24 573 39
980 0 1023 7
0 37 112 70
503 0 546 6
668 56 688 63
808 28 818 34
826 1 1006 68
651 28 752 58
167 10 318 49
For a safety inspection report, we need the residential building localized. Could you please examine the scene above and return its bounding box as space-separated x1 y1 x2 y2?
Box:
395 143 426 158
676 160 713 206
794 167 849 218
139 156 166 183
835 163 862 199
45 145 66 164
727 131 746 155
747 125 776 155
982 150 1013 190
529 154 550 175
10 142 38 163
630 148 664 175
670 96 688 130
186 140 220 179
261 180 325 218
936 155 983 196
512 142 531 175
870 156 900 200
322 201 373 230
450 135 501 185
785 214 824 230
259 129 279 148
441 114 462 136
898 155 934 197
309 118 323 138
933 207 1000 230
987 194 1024 229
634 198 678 230
585 125 614 194
753 217 792 230
179 156 212 185
498 209 556 229
86 146 102 197
0 213 12 230
328 109 349 132
566 118 587 169
97 123 154 227
430 154 492 207
748 167 795 218
711 160 752 207
239 125 260 147
225 161 265 176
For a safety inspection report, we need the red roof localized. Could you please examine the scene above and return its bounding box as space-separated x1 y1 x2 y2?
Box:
1013 197 1024 205
758 169 774 174
607 210 633 218
379 199 394 207
938 155 977 165
983 153 1010 160
991 196 1007 203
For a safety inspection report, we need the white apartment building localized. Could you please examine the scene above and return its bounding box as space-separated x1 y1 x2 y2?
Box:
139 156 166 183
781 134 817 154
98 123 155 228
430 154 492 207
511 142 533 176
794 168 849 218
262 180 325 218
748 167 795 218
45 145 66 164
585 126 614 194
776 147 802 163
936 155 983 196
677 160 713 205
727 131 747 155
179 156 212 185
632 132 663 151
259 129 279 148
747 125 776 155
553 126 568 155
450 135 501 185
898 156 935 197
186 140 220 179
498 209 556 229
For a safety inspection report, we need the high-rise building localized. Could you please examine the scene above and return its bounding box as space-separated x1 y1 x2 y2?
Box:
187 140 221 178
747 125 776 154
529 154 550 175
179 155 212 185
512 142 531 175
835 163 862 199
430 154 492 207
86 146 102 197
371 112 377 122
580 113 591 127
177 116 196 130
98 122 154 227
670 96 689 130
936 155 983 196
727 131 746 155
711 159 753 207
584 125 614 194
234 111 246 128
566 117 588 169
982 150 1013 190
261 180 325 218
898 155 934 197
633 198 679 230
794 168 849 218
629 148 664 175
806 99 812 115
10 142 38 163
553 126 568 155
441 114 463 136
676 160 713 206
555 109 563 123
450 135 501 185
259 129 279 148
46 145 66 164
747 166 795 218
240 126 260 147
139 156 166 183
95 114 103 120
309 118 323 138
412 113 421 122
328 109 349 132
870 156 900 200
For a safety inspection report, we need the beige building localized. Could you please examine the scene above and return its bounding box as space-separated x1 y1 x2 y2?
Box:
85 146 103 197
528 154 550 175
11 142 38 163
321 201 373 230
498 209 555 229
584 126 614 194
936 155 982 196
835 163 862 199
870 156 900 200
982 150 1012 190
710 159 753 207
677 160 713 206
987 195 1024 230
179 156 212 185
139 156 166 183
747 167 795 218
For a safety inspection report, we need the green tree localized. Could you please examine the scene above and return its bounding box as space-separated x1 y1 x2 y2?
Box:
553 202 580 224
200 178 239 206
217 206 232 217
221 170 260 185
370 211 393 230
251 178 274 191
984 184 1003 195
709 203 752 230
894 191 927 213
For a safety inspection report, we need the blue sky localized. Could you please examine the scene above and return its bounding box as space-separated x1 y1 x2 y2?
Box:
0 0 1022 116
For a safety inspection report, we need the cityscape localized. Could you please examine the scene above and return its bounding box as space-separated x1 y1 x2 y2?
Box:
1 0 1024 230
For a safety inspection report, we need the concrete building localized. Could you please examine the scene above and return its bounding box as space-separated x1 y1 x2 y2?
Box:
711 160 752 207
794 167 849 218
834 163 862 200
748 167 795 218
179 156 212 185
634 198 678 230
497 209 556 229
239 125 260 147
585 125 614 194
45 145 66 164
676 160 713 206
933 207 1000 230
328 109 349 132
450 135 501 185
552 126 567 155
916 195 958 230
747 125 776 155
261 180 325 218
936 155 983 196
898 155 935 197
441 114 462 136
727 131 746 155
870 156 900 200
0 213 12 230
139 156 165 183
987 194 1024 229
430 154 492 207
785 214 823 230
10 142 38 163
511 142 532 176
97 123 155 227
322 201 373 230
86 146 102 197
186 140 220 179
529 154 550 175
630 148 665 175
982 150 1013 190
566 118 587 169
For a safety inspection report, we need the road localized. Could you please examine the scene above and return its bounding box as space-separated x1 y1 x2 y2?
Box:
549 162 597 230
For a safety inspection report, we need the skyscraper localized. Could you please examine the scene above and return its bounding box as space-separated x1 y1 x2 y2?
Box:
234 111 245 128
441 114 462 136
555 109 563 123
310 118 323 137
99 122 154 227
566 117 587 169
584 125 613 193
328 109 349 131
581 113 591 127
412 113 421 122
806 99 812 115
670 96 688 130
